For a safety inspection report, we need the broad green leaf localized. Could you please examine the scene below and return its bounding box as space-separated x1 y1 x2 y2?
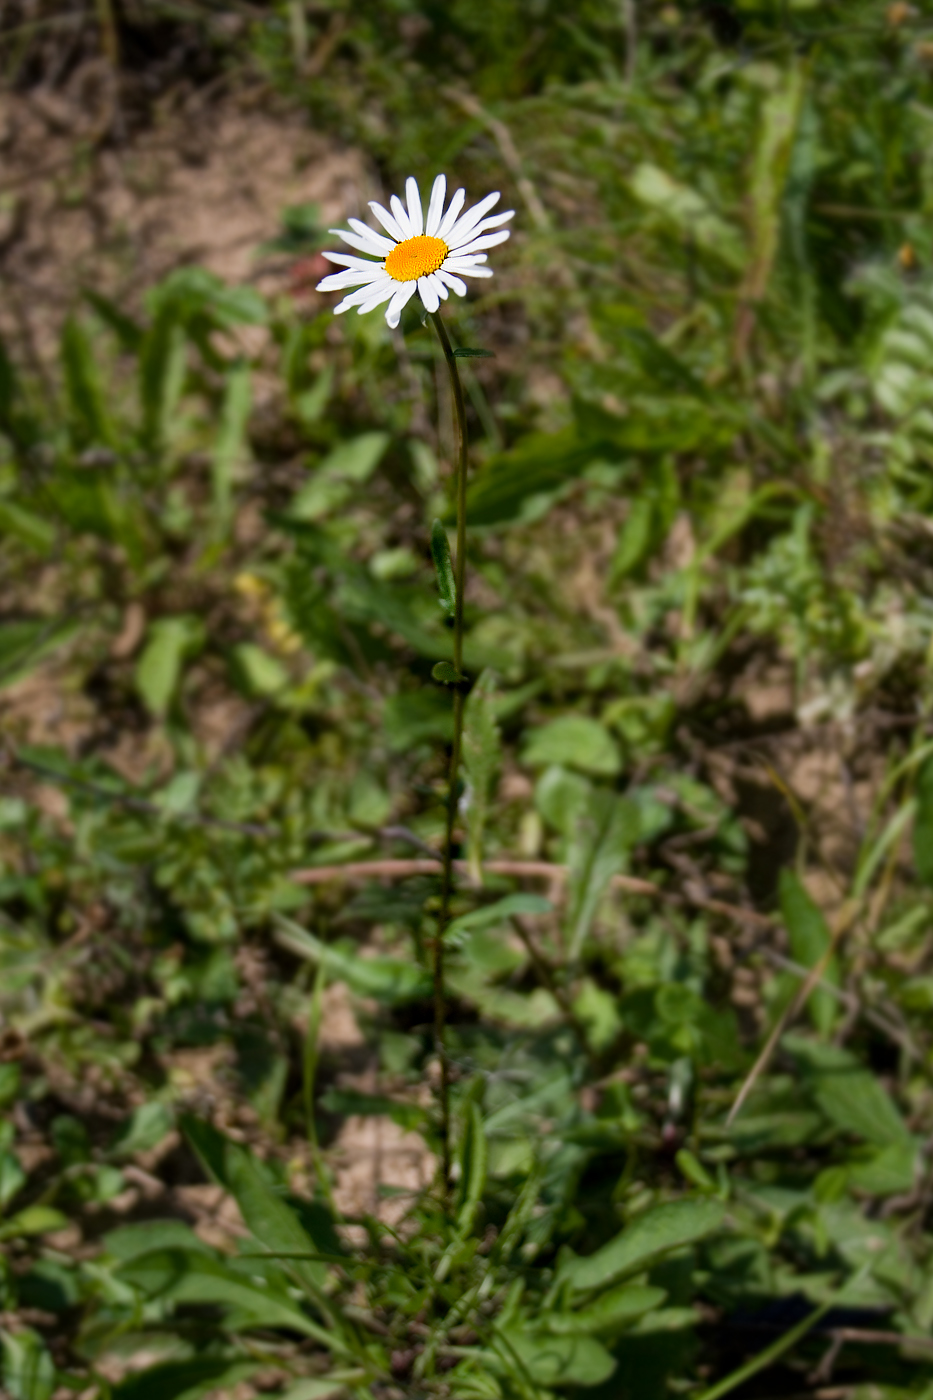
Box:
549 1284 668 1337
785 1035 912 1146
229 642 290 699
561 1199 726 1292
430 518 456 617
522 716 620 777
0 1327 55 1400
104 1219 211 1263
566 790 640 959
109 1102 174 1159
492 1328 616 1387
275 917 432 1004
211 359 251 537
319 432 389 482
112 1358 257 1400
465 427 604 527
117 1246 331 1341
779 869 838 1036
913 756 933 887
462 670 501 880
0 1207 68 1242
848 1142 919 1197
535 765 591 837
135 615 205 717
629 163 744 269
61 316 115 446
0 1152 26 1209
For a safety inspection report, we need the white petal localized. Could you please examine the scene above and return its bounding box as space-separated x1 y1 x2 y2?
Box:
425 174 447 237
445 191 501 246
436 187 466 240
447 210 514 249
322 250 384 270
390 194 415 240
333 280 392 314
418 275 440 314
405 177 424 236
437 270 467 297
445 262 494 278
368 200 406 243
356 280 399 314
316 268 380 292
427 272 448 301
385 281 418 329
333 228 393 257
444 253 489 268
448 229 512 256
347 217 395 254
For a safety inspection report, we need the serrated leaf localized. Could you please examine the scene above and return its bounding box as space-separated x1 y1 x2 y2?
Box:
430 519 456 616
784 1035 912 1146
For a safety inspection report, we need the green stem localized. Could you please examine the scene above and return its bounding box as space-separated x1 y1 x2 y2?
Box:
430 310 469 1192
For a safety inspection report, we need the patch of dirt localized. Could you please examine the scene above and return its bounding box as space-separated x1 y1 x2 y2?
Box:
0 79 366 355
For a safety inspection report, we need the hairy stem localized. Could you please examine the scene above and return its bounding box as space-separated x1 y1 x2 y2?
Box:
430 310 469 1191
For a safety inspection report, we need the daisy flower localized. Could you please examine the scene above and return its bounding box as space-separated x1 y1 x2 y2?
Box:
316 174 513 329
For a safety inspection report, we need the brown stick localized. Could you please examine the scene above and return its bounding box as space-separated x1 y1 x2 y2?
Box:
288 858 777 930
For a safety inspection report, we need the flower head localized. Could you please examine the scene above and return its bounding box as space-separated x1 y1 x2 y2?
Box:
316 175 513 329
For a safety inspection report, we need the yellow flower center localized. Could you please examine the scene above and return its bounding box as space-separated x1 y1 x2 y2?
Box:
385 234 448 283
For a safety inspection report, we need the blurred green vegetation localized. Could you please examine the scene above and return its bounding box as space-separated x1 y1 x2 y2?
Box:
3 2 933 1398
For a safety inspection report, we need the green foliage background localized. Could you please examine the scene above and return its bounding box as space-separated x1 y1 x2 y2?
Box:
3 2 933 1398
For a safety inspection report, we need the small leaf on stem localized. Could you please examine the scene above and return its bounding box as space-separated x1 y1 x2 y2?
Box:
430 519 456 617
452 347 496 359
432 661 467 685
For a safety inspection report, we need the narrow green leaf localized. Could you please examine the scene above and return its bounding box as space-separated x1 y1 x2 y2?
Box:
0 501 55 555
456 1101 487 1235
914 756 933 887
779 869 838 1036
61 317 115 446
462 670 502 881
211 360 251 538
453 347 496 359
447 893 551 941
430 519 456 616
